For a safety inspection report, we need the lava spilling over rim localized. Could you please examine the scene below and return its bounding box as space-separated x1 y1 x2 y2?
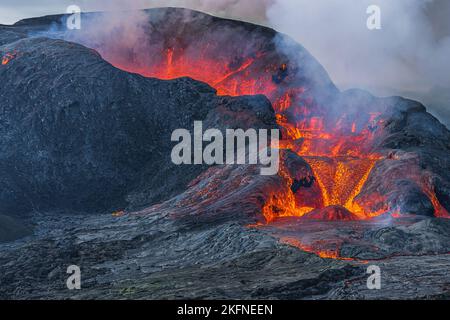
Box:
12 9 444 222
48 8 448 223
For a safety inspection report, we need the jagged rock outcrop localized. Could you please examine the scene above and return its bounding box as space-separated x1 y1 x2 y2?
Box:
4 8 450 218
0 36 276 215
0 214 32 243
1 8 450 300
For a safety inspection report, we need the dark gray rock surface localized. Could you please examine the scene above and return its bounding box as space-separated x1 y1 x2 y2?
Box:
4 8 450 217
0 214 32 243
0 8 449 300
0 36 275 216
1 210 449 299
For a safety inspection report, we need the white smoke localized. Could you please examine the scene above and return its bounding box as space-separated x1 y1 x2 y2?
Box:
265 0 450 125
83 0 450 125
79 0 450 126
8 0 448 125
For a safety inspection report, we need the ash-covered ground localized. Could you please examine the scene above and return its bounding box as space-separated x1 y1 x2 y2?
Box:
0 8 449 299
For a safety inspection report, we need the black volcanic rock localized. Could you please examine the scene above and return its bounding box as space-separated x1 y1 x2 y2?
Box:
0 27 26 46
0 36 276 215
12 8 340 108
358 218 450 258
355 99 450 216
0 8 450 300
302 206 360 221
0 214 32 243
3 8 450 219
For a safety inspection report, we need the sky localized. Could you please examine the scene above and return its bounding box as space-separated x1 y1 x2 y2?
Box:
1 0 449 126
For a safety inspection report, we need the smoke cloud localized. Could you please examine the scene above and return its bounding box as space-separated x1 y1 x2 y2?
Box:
2 0 448 126
265 0 450 126
71 0 450 127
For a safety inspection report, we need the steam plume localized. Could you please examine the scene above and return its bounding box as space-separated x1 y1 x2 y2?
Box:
266 0 450 126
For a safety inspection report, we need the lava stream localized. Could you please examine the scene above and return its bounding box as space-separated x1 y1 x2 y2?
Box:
99 44 447 223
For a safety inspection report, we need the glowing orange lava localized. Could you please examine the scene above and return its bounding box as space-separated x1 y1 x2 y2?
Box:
85 31 450 262
304 157 381 219
422 183 450 219
262 159 316 223
280 237 360 261
105 44 447 223
108 46 387 221
1 52 16 65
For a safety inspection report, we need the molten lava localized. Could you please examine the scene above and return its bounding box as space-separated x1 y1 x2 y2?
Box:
108 46 387 221
1 52 16 65
422 182 450 219
280 237 358 261
100 42 447 223
304 157 380 218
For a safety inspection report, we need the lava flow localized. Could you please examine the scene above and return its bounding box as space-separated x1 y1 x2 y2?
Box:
280 237 361 261
61 10 450 263
1 52 16 65
90 36 449 225
106 45 387 221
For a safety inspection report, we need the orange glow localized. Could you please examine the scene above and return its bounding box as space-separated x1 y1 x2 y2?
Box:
246 222 265 228
166 48 174 77
107 44 387 222
274 91 293 113
391 211 402 218
270 105 385 221
262 161 316 223
112 210 125 217
280 237 359 261
94 38 450 258
1 52 16 65
113 47 278 98
422 184 450 219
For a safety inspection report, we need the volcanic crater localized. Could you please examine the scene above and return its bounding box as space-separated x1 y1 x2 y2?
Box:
0 8 449 299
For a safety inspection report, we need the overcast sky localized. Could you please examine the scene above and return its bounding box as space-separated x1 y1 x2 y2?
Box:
1 0 449 126
0 0 273 25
